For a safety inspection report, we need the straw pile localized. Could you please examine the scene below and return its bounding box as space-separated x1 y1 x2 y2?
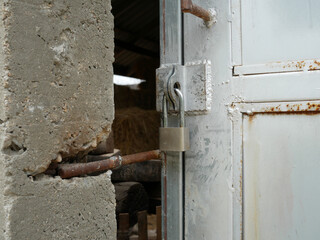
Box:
113 107 160 155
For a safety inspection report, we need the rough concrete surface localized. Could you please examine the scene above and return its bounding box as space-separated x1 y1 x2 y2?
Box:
6 173 116 240
2 0 114 175
0 0 116 239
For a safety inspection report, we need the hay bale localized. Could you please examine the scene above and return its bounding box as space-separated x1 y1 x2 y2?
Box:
113 108 160 155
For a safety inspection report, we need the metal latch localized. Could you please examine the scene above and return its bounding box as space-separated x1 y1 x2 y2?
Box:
156 60 212 114
157 60 212 151
159 89 190 152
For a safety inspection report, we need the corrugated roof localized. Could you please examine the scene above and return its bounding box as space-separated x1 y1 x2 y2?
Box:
112 0 159 76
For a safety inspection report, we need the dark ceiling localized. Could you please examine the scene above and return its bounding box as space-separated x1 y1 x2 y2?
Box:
111 0 160 76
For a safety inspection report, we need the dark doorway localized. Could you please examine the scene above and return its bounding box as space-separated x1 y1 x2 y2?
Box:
111 1 161 239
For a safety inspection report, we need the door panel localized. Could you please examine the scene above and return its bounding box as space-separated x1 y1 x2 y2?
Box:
183 0 233 239
243 113 320 239
231 71 320 103
160 0 320 239
241 0 320 65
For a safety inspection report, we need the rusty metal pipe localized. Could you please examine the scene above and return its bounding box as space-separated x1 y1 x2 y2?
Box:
181 0 212 22
58 150 161 179
121 149 161 165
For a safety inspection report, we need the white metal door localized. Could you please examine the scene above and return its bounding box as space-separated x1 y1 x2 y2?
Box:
243 111 320 239
160 0 320 239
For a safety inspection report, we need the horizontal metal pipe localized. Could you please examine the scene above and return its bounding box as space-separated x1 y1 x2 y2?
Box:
58 150 161 179
121 149 161 165
181 0 212 22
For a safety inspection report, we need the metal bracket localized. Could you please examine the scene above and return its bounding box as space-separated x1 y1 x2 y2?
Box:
156 60 212 114
181 0 217 28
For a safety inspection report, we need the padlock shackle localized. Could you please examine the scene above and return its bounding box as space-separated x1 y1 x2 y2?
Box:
174 88 185 127
166 66 177 108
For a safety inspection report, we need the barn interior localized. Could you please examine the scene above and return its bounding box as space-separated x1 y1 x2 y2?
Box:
110 0 161 238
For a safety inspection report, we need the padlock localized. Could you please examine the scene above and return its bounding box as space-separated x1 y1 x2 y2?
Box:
159 88 190 152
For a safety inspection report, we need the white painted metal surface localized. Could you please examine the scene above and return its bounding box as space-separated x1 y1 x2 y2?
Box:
231 71 320 103
156 61 212 113
240 0 320 65
234 59 320 76
243 112 320 240
231 101 320 240
183 0 232 239
159 0 320 239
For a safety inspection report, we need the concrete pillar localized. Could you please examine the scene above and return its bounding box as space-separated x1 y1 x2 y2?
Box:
0 0 116 239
